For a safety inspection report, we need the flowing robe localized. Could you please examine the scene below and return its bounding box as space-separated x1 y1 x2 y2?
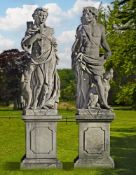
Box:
22 25 60 109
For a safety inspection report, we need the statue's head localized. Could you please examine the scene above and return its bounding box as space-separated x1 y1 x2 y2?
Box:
32 8 48 26
81 6 98 24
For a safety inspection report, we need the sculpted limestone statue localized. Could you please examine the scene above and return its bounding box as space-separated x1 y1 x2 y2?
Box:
21 8 60 110
72 6 113 109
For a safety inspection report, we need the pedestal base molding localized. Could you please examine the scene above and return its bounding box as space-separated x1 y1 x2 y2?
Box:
74 109 115 168
20 109 62 169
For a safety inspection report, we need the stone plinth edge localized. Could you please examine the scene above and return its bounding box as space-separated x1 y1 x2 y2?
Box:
74 156 114 168
20 110 62 169
76 108 115 122
21 156 62 169
74 108 115 168
22 114 62 122
23 109 58 116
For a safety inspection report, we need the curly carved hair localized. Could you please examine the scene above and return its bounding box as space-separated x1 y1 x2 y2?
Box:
83 6 98 19
32 8 48 19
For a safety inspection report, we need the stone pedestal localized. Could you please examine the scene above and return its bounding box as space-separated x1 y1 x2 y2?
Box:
74 109 115 168
20 109 62 169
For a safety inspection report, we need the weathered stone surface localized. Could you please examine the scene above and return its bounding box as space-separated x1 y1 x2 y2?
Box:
21 158 62 169
22 113 62 121
72 6 115 168
76 109 115 121
20 7 61 170
21 7 60 110
84 127 105 154
23 109 58 116
74 109 115 168
30 127 53 154
71 6 113 110
74 156 114 168
20 113 62 169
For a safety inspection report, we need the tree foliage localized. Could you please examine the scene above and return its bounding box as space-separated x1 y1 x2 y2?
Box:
0 49 30 108
104 0 136 107
58 69 75 101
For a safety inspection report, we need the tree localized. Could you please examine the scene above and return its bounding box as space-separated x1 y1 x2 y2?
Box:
104 0 136 107
58 69 76 101
0 49 30 108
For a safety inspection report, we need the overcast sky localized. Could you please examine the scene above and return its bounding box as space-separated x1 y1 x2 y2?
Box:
0 0 112 68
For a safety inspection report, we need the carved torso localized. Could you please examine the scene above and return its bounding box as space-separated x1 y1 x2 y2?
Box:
77 23 103 58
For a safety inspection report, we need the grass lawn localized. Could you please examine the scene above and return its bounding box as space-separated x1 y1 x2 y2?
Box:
0 106 136 175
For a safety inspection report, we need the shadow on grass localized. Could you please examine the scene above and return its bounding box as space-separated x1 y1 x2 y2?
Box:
111 135 136 175
111 127 136 133
62 162 74 170
4 162 20 171
97 134 136 175
3 131 136 175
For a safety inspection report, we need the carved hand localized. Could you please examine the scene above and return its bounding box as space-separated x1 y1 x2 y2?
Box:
26 27 40 35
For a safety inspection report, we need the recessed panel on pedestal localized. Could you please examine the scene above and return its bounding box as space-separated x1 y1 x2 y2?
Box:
30 127 53 154
84 127 105 154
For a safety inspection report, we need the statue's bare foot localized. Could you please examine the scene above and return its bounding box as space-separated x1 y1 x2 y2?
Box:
45 104 54 109
41 106 49 110
41 104 54 110
29 106 37 110
25 105 30 109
